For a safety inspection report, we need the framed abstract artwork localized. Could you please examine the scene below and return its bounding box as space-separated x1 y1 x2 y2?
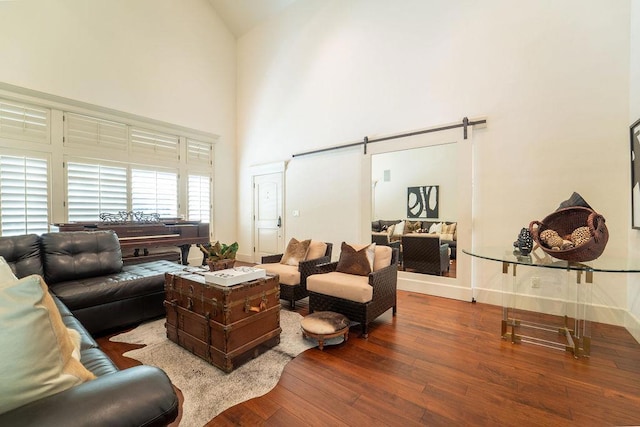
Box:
631 118 640 229
407 185 439 219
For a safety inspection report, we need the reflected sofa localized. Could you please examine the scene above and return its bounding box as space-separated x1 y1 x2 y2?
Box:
372 219 457 259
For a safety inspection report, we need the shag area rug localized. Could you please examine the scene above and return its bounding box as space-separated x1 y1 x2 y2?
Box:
110 310 317 427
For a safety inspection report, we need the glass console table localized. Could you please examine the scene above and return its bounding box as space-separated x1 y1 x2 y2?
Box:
463 248 640 358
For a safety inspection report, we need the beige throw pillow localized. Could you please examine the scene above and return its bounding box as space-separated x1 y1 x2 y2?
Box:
306 240 328 261
336 242 376 276
442 222 457 236
280 238 311 266
0 274 96 414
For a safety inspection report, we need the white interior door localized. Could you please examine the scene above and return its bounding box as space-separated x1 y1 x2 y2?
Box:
253 172 284 262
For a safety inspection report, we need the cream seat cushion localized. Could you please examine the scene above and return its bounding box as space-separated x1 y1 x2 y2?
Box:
307 272 373 303
0 259 95 414
255 262 300 286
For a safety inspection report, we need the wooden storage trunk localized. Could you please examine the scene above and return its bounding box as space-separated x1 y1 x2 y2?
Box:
164 270 281 372
165 270 280 324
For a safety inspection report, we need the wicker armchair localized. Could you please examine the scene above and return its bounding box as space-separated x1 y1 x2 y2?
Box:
307 245 399 338
371 232 402 265
401 234 449 275
258 242 333 309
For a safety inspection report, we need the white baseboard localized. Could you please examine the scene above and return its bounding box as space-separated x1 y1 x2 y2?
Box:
397 275 473 301
625 311 640 344
236 253 254 263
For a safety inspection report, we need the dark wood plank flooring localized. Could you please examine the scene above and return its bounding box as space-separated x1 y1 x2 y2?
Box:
98 291 640 426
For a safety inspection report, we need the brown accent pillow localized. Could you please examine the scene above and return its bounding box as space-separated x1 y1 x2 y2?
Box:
405 220 421 233
280 238 311 266
336 242 375 276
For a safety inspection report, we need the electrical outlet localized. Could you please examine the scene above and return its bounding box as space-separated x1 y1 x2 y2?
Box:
531 277 540 288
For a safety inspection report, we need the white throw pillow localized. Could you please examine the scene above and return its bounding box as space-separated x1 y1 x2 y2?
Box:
393 221 405 236
0 256 18 286
429 222 443 234
0 274 95 414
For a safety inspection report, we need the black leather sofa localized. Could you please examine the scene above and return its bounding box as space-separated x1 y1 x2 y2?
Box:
0 231 180 426
4 231 181 335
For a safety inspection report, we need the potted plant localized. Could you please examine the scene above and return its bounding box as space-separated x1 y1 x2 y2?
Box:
198 241 239 271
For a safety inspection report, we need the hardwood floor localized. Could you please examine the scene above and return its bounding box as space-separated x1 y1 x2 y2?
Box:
98 291 640 426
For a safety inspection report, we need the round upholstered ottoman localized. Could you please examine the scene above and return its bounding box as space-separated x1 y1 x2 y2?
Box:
301 311 350 350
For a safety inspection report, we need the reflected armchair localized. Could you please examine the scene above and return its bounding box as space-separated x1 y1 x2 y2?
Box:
401 234 449 275
307 243 398 337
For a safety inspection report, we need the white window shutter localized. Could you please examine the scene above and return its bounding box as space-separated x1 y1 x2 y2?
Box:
0 156 49 236
187 138 213 165
0 99 50 144
67 162 127 222
64 113 128 150
188 174 211 223
131 169 177 217
130 127 180 160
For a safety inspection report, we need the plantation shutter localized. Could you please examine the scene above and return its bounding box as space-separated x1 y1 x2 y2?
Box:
131 169 177 217
187 138 213 165
0 156 49 236
66 162 127 222
0 99 50 144
64 113 128 150
130 128 180 160
188 174 211 223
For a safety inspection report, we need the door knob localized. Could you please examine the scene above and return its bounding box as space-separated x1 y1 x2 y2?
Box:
277 216 282 227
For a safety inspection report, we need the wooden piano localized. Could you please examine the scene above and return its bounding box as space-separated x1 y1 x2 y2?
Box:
54 219 210 265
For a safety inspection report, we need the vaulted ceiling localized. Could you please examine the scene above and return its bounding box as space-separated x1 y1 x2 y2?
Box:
208 0 298 38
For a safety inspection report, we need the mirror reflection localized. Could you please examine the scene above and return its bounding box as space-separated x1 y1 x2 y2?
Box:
371 143 458 278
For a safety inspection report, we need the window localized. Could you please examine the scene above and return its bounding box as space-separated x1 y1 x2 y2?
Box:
187 138 213 165
188 174 211 223
130 127 179 160
0 91 216 236
0 99 50 144
132 169 177 217
0 155 49 236
66 162 127 222
64 113 128 150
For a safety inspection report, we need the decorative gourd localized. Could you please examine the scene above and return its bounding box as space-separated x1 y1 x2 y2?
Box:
571 226 591 247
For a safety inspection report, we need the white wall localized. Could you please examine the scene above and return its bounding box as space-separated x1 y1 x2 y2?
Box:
628 0 640 342
372 144 458 221
0 0 238 245
238 0 634 328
